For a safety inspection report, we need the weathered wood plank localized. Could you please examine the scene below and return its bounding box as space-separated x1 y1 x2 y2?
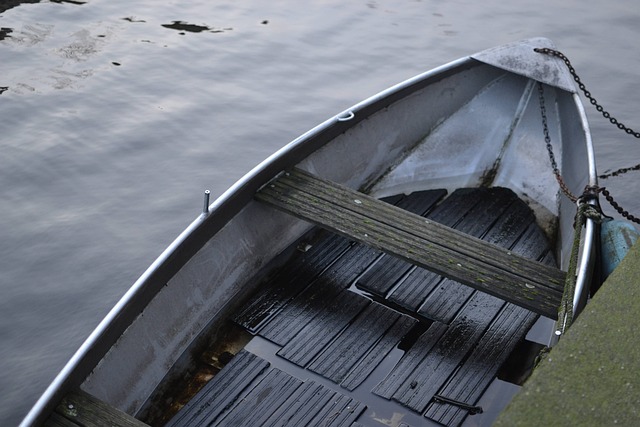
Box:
415 188 523 322
44 412 78 427
339 314 417 391
257 381 337 426
373 321 449 399
214 368 303 427
276 169 561 287
386 187 504 312
255 168 564 319
54 390 149 427
166 350 270 427
424 304 538 426
388 292 505 412
307 301 402 381
257 242 378 346
234 230 353 333
276 290 369 367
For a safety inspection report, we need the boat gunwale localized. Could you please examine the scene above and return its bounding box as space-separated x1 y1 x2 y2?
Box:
570 90 597 317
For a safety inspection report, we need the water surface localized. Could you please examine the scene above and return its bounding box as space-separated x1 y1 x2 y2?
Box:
2 1 640 424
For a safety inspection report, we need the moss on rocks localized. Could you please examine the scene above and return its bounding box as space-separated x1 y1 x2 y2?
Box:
495 241 640 426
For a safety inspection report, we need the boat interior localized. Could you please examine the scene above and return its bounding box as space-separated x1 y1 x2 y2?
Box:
139 183 557 427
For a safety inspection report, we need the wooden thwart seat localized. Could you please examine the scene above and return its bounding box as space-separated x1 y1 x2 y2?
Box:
256 168 565 319
46 390 149 427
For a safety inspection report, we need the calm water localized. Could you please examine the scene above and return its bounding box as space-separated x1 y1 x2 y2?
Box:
2 0 640 425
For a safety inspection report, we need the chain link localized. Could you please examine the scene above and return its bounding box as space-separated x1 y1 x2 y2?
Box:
534 47 640 139
539 47 640 182
537 82 579 203
535 48 640 224
599 187 640 224
599 162 640 180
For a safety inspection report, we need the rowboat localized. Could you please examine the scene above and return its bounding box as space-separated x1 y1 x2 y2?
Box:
23 37 597 427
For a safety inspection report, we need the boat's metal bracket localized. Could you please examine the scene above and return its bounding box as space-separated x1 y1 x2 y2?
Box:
202 190 211 216
433 394 484 415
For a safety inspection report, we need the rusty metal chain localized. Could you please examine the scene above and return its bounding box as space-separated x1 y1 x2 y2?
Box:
537 82 579 203
535 53 640 224
599 187 640 223
534 47 640 139
599 163 640 180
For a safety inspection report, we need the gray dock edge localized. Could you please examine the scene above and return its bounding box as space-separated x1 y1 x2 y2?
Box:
495 241 640 426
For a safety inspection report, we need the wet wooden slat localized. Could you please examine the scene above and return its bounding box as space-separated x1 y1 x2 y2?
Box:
424 304 538 426
257 379 366 427
373 321 449 399
53 390 149 427
387 267 443 312
394 189 448 216
417 195 536 323
339 314 417 391
214 368 303 427
356 253 417 297
307 301 403 382
257 242 379 346
385 292 506 413
276 290 370 367
44 412 77 427
383 187 503 310
311 393 366 426
256 168 565 319
166 350 269 427
258 382 338 426
424 187 490 226
234 231 353 333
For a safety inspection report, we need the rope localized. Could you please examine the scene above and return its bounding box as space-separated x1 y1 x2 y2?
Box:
556 201 604 335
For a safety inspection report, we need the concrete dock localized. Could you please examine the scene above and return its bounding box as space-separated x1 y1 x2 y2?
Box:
495 240 640 426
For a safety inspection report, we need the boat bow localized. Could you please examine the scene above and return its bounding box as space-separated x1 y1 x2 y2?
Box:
471 37 577 93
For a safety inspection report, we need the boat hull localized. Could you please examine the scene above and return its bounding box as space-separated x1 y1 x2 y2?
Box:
22 37 596 426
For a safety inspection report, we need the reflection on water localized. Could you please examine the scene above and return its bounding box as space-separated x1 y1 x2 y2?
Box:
122 16 145 23
161 21 232 34
4 22 53 46
0 1 39 14
0 0 85 14
0 27 12 40
50 0 86 4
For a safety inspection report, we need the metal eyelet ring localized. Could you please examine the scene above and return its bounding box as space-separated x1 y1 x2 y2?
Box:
337 111 355 121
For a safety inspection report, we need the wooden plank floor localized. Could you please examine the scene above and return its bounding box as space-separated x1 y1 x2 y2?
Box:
256 169 564 318
46 390 150 427
167 350 365 427
169 186 555 427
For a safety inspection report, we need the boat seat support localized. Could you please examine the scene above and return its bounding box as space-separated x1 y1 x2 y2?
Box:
45 390 150 427
255 168 565 319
